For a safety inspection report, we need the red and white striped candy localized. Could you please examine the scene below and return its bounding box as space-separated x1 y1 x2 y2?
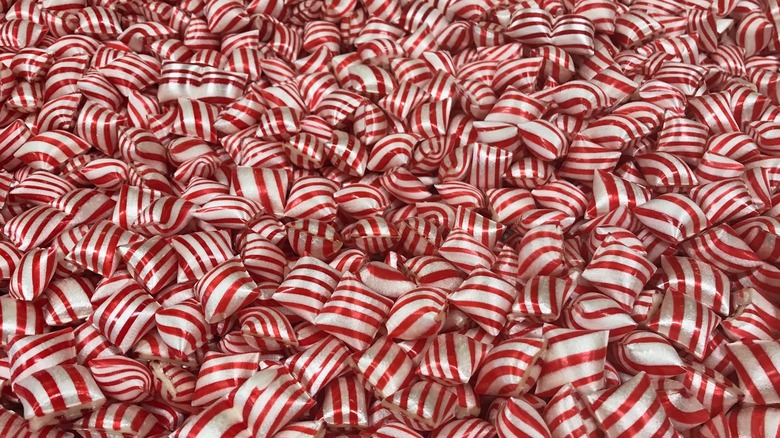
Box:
287 219 343 260
168 227 233 278
195 258 259 324
517 224 565 282
655 256 730 316
274 256 340 323
726 340 780 405
543 384 600 438
351 336 414 398
474 337 546 397
2 205 70 252
73 402 164 437
385 286 447 340
612 331 685 377
11 171 76 205
238 305 297 346
582 372 677 438
194 195 264 229
383 381 458 431
319 374 369 428
283 176 338 222
648 291 721 361
285 336 350 396
495 396 552 438
155 299 212 355
9 246 57 302
16 364 105 431
87 356 153 403
564 292 637 341
511 276 572 322
92 284 160 353
118 236 178 294
313 273 393 351
192 351 260 407
334 183 391 219
681 224 762 274
14 130 90 172
449 268 517 336
74 322 121 365
417 333 490 385
582 241 655 311
43 276 94 326
634 194 709 244
557 140 622 184
230 167 289 217
149 361 196 405
536 327 609 397
67 219 142 277
7 328 76 386
654 379 710 431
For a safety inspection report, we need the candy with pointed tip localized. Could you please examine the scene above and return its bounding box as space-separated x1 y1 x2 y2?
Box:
88 356 153 404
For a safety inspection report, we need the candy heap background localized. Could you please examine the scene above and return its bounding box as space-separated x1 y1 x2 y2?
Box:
0 0 776 436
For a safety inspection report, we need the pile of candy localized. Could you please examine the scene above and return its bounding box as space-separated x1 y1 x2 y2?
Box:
0 0 778 436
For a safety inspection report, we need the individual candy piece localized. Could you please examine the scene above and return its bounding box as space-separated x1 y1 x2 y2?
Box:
536 328 609 397
192 351 260 407
382 381 459 431
7 328 77 386
495 396 552 438
334 183 392 219
92 284 160 353
228 364 314 436
16 364 106 431
655 256 730 316
404 256 464 290
169 230 235 283
449 268 518 336
3 205 71 252
511 276 572 322
431 418 494 438
149 361 196 405
118 236 178 295
74 322 122 365
230 167 290 217
0 241 20 280
156 299 212 355
385 287 447 340
726 340 780 405
611 331 685 377
87 356 153 403
634 194 709 244
169 398 246 438
286 219 343 260
356 261 416 299
654 379 710 431
350 337 414 398
9 247 57 302
517 224 565 281
582 241 656 311
648 291 721 361
238 306 297 346
680 224 762 274
564 292 637 341
195 258 260 324
345 217 400 255
543 384 600 438
67 219 142 277
581 372 677 438
50 188 115 226
274 256 341 323
193 195 264 229
313 274 393 351
438 229 496 274
11 171 77 205
43 276 94 326
474 337 546 397
285 336 351 396
72 402 164 437
417 333 491 385
319 375 369 428
283 176 339 222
